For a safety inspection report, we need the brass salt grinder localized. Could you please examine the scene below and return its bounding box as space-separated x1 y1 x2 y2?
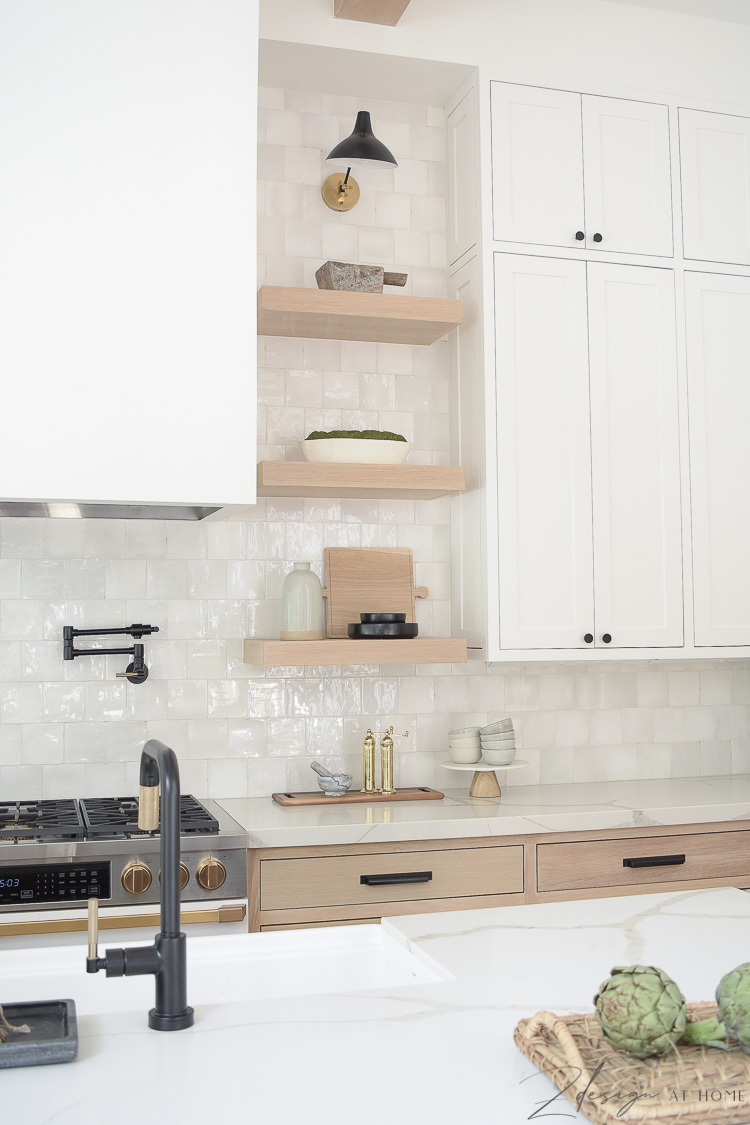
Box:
361 726 409 796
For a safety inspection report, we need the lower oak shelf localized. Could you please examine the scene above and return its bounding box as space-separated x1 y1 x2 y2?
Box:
243 638 468 666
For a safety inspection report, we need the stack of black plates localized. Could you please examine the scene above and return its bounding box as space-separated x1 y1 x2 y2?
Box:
347 612 418 639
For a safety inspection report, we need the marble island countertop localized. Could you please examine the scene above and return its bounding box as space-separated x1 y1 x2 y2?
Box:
219 773 750 847
3 886 750 1125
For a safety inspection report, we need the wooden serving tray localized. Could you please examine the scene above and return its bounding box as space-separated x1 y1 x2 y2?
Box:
272 787 445 806
515 1003 750 1125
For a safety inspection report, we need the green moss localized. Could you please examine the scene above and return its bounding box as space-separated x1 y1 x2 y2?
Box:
305 429 407 441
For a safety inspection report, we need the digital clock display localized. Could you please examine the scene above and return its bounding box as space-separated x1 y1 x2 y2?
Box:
0 862 111 907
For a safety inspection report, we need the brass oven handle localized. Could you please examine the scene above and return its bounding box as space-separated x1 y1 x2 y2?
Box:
0 904 246 938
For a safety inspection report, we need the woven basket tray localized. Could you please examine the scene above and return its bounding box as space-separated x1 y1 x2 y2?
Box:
515 1003 750 1124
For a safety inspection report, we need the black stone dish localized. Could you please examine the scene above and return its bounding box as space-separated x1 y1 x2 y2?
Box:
0 999 78 1068
348 622 418 638
359 612 407 624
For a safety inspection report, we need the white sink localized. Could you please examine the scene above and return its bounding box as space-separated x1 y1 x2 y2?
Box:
0 925 449 1016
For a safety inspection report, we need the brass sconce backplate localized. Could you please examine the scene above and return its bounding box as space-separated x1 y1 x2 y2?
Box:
322 172 360 212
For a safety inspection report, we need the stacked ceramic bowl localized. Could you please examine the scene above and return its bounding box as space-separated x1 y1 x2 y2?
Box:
479 719 516 766
447 726 482 764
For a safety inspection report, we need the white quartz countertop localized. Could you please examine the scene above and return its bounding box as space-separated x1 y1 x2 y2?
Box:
219 773 750 847
3 886 750 1125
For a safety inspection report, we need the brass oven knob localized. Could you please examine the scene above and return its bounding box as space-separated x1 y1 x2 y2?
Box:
158 863 190 891
121 862 153 895
196 858 227 891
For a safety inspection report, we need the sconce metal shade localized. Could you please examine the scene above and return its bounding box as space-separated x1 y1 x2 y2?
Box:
326 111 398 169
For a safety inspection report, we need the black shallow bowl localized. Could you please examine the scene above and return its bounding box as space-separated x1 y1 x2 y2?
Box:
348 622 418 639
359 612 407 624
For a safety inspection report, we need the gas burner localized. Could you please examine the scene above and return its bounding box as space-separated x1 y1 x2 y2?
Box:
0 800 86 842
80 795 219 840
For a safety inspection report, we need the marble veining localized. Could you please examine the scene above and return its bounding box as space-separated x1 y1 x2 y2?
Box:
2 887 749 1124
219 772 750 846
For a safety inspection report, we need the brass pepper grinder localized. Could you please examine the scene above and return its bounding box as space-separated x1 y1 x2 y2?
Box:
379 726 409 796
361 728 377 793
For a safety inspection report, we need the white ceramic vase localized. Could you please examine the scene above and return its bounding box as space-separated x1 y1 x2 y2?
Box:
280 563 325 641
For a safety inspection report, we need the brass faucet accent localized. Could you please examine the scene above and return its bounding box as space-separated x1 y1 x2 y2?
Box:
361 727 409 796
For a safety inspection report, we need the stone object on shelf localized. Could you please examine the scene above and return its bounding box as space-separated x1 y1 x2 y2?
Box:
310 761 352 797
315 261 408 293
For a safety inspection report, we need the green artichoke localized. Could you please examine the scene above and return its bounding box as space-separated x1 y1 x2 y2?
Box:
594 965 688 1058
715 962 750 1052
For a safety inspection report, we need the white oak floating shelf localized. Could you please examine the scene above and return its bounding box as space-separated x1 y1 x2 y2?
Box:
257 286 462 346
243 638 468 667
257 462 466 501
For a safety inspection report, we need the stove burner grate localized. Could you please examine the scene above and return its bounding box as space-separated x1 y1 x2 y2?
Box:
0 800 86 841
80 795 220 839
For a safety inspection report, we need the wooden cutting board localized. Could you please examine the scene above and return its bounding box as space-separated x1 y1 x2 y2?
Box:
322 547 428 638
272 787 444 806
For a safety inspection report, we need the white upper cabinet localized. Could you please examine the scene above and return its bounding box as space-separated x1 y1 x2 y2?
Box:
0 0 258 517
494 254 594 649
679 109 750 266
685 272 750 646
447 89 478 266
494 255 683 652
588 264 682 648
491 84 585 250
491 82 673 257
581 96 673 257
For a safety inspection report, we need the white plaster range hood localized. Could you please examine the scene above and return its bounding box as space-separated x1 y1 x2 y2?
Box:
0 0 258 521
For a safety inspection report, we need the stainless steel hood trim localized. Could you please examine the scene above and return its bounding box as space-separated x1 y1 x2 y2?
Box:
0 502 222 520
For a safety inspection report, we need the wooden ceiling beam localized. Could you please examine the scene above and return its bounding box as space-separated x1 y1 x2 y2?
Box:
334 0 412 27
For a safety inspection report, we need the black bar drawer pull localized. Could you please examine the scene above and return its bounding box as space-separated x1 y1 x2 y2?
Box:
360 871 432 887
623 854 686 869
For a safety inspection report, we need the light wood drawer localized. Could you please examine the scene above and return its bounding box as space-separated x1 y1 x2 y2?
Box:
260 844 524 911
537 830 750 893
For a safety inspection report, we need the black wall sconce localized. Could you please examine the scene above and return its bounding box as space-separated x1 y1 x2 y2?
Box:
322 110 398 212
62 623 159 685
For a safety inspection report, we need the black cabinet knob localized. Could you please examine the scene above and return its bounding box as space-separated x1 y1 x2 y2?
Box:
602 633 612 644
584 633 593 644
592 233 603 243
575 231 585 241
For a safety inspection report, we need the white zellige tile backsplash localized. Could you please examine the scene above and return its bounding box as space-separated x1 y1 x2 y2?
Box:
0 86 747 800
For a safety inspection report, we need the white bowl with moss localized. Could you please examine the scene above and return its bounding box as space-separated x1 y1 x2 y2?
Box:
299 430 411 465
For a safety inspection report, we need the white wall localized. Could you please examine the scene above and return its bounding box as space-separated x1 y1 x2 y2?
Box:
259 0 750 109
1 84 748 805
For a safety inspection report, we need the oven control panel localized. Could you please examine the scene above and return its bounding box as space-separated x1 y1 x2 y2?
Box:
0 862 111 906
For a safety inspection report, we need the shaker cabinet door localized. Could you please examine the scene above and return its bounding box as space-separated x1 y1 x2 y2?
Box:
679 109 750 266
491 83 585 250
685 272 750 646
581 96 673 257
494 254 594 649
588 264 683 648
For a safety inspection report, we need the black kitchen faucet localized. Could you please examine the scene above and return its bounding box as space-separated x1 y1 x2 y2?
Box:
86 740 194 1031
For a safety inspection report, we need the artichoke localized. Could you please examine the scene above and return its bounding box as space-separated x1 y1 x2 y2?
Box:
594 965 688 1058
715 962 750 1052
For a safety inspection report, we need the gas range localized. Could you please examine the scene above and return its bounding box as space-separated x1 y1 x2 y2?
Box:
0 795 248 914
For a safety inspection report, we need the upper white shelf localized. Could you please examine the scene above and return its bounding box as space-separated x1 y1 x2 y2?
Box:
257 286 463 346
